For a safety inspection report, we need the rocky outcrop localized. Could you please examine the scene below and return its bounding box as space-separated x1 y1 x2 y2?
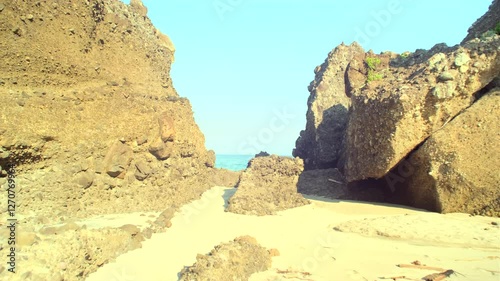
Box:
179 236 274 281
0 0 216 279
0 0 215 220
345 38 499 182
227 155 309 216
393 90 500 216
293 43 365 170
295 37 499 182
294 10 500 216
462 0 500 43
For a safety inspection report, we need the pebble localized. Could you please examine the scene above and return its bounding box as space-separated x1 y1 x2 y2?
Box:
0 4 5 12
12 27 21 36
437 71 454 82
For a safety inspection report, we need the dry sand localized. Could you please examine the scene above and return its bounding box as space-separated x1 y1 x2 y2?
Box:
85 186 500 281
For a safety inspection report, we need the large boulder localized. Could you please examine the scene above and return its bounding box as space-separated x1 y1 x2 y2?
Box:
226 155 309 216
392 90 500 216
293 7 500 216
344 38 500 182
102 141 133 179
293 43 365 170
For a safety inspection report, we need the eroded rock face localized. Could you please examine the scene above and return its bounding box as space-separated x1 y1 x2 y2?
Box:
294 37 499 181
294 18 499 216
393 90 500 216
179 236 273 281
0 0 214 219
0 0 215 279
293 42 365 170
462 0 500 43
226 155 309 216
345 38 500 182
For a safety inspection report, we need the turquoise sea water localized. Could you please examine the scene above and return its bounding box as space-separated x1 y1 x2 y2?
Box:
215 155 254 171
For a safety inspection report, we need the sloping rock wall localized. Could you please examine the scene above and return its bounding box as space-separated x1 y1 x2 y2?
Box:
462 0 500 43
0 0 215 222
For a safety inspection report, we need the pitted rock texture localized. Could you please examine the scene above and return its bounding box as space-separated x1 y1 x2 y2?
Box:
344 38 499 182
392 89 500 216
293 42 365 170
179 236 273 281
227 155 310 216
0 0 215 279
293 8 500 216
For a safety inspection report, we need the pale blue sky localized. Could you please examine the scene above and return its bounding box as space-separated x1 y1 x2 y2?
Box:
123 0 491 155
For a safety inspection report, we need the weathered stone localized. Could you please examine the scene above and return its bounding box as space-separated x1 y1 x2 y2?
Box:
134 160 152 181
431 82 456 99
102 141 133 179
148 137 173 160
205 149 215 168
437 71 454 82
0 0 215 279
158 112 175 142
136 136 148 145
293 42 365 170
227 155 309 216
344 38 500 182
179 236 272 281
394 90 500 216
74 171 94 189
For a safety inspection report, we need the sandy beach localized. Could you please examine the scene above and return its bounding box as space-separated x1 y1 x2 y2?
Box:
84 186 500 281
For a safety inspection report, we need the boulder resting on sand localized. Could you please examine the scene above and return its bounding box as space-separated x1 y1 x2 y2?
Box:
226 155 310 216
392 89 500 216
